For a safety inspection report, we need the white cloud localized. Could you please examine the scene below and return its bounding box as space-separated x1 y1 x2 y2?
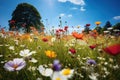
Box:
59 13 72 18
80 6 86 11
58 0 67 2
59 13 65 17
69 0 85 5
113 16 120 20
70 7 78 10
58 0 85 6
68 14 72 18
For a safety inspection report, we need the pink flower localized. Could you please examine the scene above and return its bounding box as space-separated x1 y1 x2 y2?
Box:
4 58 26 71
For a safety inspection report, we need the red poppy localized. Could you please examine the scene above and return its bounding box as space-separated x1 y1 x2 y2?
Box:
89 44 97 49
59 29 64 32
42 38 48 42
56 30 60 33
86 24 90 27
64 26 68 31
69 48 76 54
103 44 120 56
72 32 84 39
10 20 15 24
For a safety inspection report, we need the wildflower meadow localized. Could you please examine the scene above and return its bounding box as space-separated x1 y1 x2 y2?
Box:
0 1 120 80
0 26 120 80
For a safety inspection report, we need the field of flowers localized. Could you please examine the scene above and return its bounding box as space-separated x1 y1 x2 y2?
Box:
0 28 120 80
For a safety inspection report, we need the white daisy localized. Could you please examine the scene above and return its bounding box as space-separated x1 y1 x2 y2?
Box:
51 72 67 80
9 46 14 50
38 65 53 77
19 49 34 57
29 58 38 63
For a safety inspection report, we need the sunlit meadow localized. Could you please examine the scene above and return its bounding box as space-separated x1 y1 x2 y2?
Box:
0 26 120 80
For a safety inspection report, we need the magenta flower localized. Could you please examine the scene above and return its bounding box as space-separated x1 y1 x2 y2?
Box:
4 58 26 71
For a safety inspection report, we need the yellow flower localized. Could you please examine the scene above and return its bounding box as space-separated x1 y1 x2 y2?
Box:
62 69 71 75
95 21 101 25
60 68 74 78
45 50 57 58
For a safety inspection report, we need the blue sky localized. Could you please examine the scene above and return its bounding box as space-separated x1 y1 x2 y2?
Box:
0 0 120 31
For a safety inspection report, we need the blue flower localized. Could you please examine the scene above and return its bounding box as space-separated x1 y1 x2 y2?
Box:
87 59 96 65
53 60 61 71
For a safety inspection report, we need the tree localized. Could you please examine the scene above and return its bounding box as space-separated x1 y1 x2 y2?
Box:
103 21 112 31
9 3 44 32
113 22 120 30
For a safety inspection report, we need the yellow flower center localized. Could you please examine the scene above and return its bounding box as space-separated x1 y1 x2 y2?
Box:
56 77 61 80
62 69 71 75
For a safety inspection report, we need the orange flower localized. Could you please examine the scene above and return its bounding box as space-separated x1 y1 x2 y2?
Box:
21 34 31 40
45 50 57 58
72 32 84 39
90 30 98 38
95 21 101 25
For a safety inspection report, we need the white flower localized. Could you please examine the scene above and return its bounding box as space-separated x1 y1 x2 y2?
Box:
19 49 34 57
28 66 36 71
51 72 67 80
36 77 42 80
113 65 119 69
105 71 110 75
107 27 113 30
20 45 25 47
38 65 53 77
104 62 108 65
9 46 14 50
29 58 38 63
0 55 3 57
89 73 98 80
51 37 56 42
60 68 74 78
0 45 3 46
5 44 9 46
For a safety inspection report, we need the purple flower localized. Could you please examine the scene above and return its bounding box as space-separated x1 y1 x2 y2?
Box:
87 59 96 65
4 58 26 71
53 60 61 71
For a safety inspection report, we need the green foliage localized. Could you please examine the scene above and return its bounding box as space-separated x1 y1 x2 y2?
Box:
103 21 112 31
9 3 44 32
113 22 120 30
84 26 91 34
94 26 102 34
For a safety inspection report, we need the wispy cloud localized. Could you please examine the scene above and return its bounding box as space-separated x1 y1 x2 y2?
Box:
58 0 85 6
80 6 86 11
59 13 65 17
113 16 120 20
59 13 72 18
58 0 67 2
70 7 78 10
68 14 72 18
